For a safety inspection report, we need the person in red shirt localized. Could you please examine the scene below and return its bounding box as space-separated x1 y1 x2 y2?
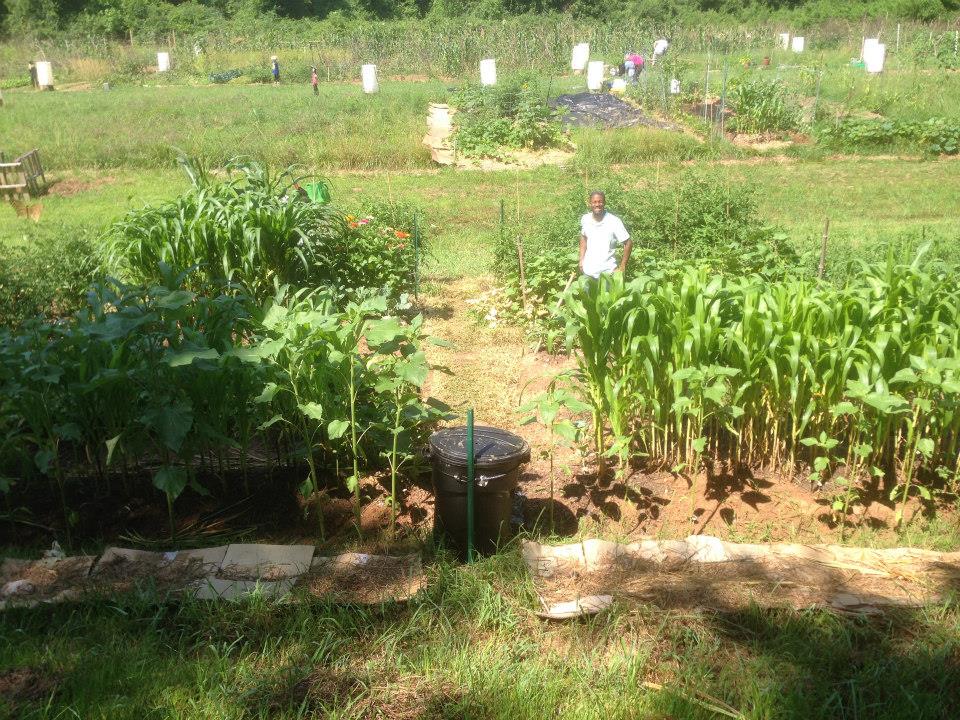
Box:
311 67 319 96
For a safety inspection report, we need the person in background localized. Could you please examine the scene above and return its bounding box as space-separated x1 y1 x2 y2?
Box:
271 56 280 83
311 66 319 95
579 191 632 279
652 39 669 65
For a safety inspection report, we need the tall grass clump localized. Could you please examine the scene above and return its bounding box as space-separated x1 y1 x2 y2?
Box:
728 77 801 134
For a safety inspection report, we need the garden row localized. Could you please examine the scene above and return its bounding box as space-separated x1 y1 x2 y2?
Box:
0 160 445 547
542 255 960 532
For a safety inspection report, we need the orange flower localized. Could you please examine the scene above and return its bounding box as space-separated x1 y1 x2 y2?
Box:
348 221 359 229
394 230 411 239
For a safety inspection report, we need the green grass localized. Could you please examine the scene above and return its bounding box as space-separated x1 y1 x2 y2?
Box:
2 547 958 720
2 82 444 171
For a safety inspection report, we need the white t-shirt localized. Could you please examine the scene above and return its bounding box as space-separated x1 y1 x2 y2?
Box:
580 211 630 278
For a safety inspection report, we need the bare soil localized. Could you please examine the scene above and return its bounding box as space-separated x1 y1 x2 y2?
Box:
0 666 60 707
48 173 117 197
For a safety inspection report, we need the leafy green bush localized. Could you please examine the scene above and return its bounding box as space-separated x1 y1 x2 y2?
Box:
451 76 568 159
818 116 960 155
728 77 800 134
0 233 100 327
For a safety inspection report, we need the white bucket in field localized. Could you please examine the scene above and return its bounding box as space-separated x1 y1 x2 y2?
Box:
791 36 805 52
480 58 497 86
157 52 171 72
865 43 886 73
361 64 378 93
429 103 453 129
778 32 790 49
670 78 681 94
571 43 590 71
587 60 604 91
862 37 879 60
35 61 53 88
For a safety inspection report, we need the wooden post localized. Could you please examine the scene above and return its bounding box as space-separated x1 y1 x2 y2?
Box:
818 218 830 278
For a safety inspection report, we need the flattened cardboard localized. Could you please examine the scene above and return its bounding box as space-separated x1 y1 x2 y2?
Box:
299 553 425 604
218 543 315 581
0 556 96 609
91 546 228 593
523 536 960 619
189 577 296 601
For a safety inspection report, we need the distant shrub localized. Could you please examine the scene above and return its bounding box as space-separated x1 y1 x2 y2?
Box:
729 78 801 135
818 117 960 155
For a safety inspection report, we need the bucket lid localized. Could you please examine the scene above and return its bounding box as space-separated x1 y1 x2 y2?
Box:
429 426 530 468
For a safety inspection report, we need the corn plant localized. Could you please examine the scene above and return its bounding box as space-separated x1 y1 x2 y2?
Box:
551 248 960 526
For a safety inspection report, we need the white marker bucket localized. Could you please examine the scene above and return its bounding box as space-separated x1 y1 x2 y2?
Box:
865 43 886 73
480 58 497 86
778 33 790 49
429 103 453 129
862 37 880 60
157 52 171 72
571 43 590 71
587 60 604 91
361 64 378 93
791 36 805 52
670 78 681 95
35 61 53 88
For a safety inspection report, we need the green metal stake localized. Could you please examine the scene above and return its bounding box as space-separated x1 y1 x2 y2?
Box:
412 211 420 300
466 408 475 564
499 198 505 246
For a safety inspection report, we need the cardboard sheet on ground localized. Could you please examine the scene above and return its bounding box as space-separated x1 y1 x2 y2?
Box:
91 546 228 594
189 577 297 601
522 536 960 618
297 553 425 604
0 556 96 609
218 543 314 581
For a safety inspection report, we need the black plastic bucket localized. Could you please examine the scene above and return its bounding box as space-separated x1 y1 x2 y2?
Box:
429 426 530 561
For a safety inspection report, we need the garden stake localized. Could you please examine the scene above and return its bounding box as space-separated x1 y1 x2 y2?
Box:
813 70 822 123
718 59 729 137
818 218 830 278
466 409 475 564
413 211 420 299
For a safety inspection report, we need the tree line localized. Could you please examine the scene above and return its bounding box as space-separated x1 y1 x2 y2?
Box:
2 0 958 39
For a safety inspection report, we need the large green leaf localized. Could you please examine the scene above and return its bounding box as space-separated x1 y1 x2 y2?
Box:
140 401 193 453
153 465 188 500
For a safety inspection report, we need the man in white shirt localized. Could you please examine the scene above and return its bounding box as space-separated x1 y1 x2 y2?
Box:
579 191 632 278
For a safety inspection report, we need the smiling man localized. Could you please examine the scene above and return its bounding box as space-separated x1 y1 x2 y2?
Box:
579 191 632 279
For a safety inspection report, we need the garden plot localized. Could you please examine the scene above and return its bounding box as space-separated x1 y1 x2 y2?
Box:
523 537 960 619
